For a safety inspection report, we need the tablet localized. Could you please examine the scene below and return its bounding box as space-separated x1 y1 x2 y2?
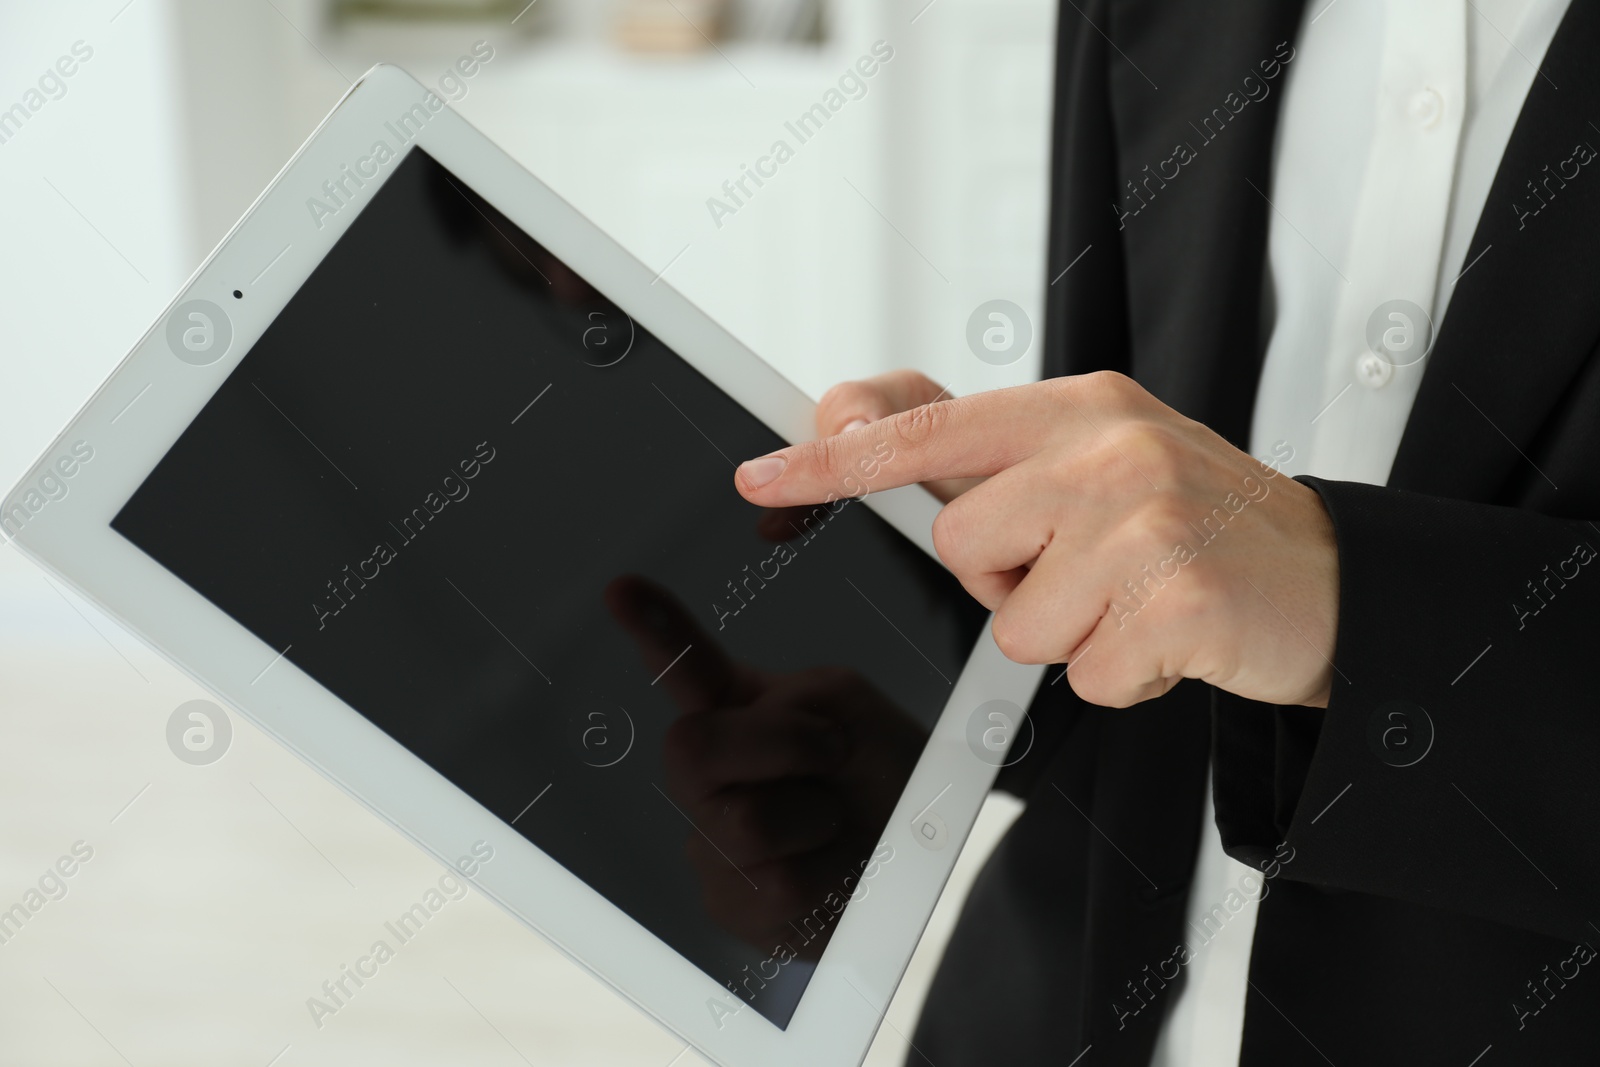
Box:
4 64 1043 1067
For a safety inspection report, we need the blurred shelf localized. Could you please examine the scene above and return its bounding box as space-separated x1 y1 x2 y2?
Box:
323 36 848 90
314 0 834 77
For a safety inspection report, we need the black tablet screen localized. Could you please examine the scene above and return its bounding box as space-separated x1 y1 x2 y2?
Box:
112 148 984 1029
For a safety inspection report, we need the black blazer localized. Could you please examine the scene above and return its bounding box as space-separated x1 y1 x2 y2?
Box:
912 3 1600 1065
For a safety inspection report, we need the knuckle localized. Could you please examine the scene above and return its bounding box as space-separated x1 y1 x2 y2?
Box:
1063 369 1132 404
1065 671 1104 707
990 613 1043 664
889 398 946 449
1110 421 1185 484
809 434 854 486
1164 563 1225 619
930 503 970 567
930 496 998 577
989 615 1022 660
1083 369 1131 394
1128 494 1196 549
1064 656 1125 708
1068 673 1130 709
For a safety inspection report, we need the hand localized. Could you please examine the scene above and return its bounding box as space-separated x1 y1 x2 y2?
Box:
606 576 925 955
816 370 980 503
737 371 1341 709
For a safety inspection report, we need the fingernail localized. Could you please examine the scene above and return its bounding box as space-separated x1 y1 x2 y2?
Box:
739 455 787 489
843 418 869 433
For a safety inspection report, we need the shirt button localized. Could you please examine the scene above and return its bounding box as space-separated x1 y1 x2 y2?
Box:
1409 88 1444 128
1356 352 1393 388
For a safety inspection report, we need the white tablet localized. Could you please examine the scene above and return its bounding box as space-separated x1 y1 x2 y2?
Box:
4 64 1042 1067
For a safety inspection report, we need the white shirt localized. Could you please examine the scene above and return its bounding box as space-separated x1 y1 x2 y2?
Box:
1148 1 1570 1064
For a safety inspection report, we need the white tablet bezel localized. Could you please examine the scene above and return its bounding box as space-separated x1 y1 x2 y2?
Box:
3 64 1043 1067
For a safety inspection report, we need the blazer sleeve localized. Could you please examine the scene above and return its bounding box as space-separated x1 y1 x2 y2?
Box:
1212 475 1600 945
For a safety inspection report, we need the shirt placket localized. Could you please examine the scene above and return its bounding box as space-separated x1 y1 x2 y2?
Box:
1311 0 1467 483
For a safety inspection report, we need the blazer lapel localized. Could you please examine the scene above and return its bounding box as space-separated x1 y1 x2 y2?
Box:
1389 0 1600 500
1106 0 1306 447
1066 5 1307 1063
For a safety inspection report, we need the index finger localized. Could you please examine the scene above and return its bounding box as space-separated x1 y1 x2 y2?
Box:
735 386 1046 506
604 575 752 714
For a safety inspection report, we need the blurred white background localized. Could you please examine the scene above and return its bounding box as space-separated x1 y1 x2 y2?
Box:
0 0 1056 1063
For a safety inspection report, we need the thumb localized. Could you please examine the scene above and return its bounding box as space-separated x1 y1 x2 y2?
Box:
815 370 952 438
